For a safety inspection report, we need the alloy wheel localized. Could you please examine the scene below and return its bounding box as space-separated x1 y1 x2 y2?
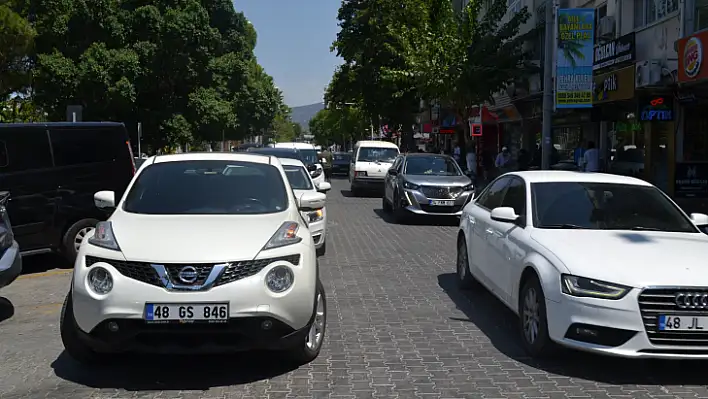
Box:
522 287 540 344
306 292 325 350
74 227 95 252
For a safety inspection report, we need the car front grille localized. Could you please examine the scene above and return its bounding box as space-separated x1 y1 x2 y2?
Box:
419 186 465 199
85 255 300 288
419 205 462 214
638 288 708 346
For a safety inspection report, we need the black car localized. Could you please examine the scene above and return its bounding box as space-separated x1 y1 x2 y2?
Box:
332 152 352 176
247 147 320 176
0 122 135 262
0 191 21 288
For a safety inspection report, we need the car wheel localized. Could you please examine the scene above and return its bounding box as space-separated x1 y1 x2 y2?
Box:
382 195 392 213
456 235 476 289
62 218 99 264
392 192 407 223
316 241 326 257
60 292 105 365
287 280 327 364
518 276 556 357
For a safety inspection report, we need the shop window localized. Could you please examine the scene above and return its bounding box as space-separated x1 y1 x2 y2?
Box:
634 0 678 28
553 126 582 162
696 0 708 30
683 109 708 162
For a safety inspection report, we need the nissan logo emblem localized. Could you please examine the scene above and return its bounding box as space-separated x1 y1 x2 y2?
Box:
675 292 708 308
178 266 199 284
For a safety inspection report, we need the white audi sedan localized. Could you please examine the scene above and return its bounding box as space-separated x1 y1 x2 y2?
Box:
457 171 708 359
60 153 327 365
278 158 331 257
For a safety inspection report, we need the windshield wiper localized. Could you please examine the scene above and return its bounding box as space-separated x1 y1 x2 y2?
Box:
538 223 588 229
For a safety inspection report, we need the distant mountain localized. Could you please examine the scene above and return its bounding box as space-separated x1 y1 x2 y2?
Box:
290 102 324 131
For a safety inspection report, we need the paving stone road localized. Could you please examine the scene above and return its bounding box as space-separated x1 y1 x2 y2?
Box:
1 178 707 398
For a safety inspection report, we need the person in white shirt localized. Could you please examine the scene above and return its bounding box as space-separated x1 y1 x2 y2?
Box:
582 141 600 172
465 142 477 176
452 142 461 163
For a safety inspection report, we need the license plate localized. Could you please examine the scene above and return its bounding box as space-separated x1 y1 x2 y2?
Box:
658 315 708 331
429 200 455 206
145 303 229 323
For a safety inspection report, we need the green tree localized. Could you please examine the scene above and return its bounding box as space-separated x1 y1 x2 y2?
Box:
397 0 532 139
23 0 281 150
0 1 35 96
0 96 46 122
309 107 369 148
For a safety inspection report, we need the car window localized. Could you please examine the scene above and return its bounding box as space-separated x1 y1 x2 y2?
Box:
391 156 403 172
500 178 526 217
531 182 698 232
357 147 399 163
283 165 313 190
50 127 127 167
250 149 302 161
0 128 53 173
476 177 510 210
123 160 289 215
299 149 319 165
334 153 351 162
404 156 461 176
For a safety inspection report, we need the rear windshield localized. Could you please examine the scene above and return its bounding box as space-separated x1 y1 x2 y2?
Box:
123 160 288 215
357 147 399 162
299 149 319 165
334 153 351 161
249 148 302 161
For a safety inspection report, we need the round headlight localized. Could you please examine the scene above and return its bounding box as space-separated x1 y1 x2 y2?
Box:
87 266 113 294
265 266 294 293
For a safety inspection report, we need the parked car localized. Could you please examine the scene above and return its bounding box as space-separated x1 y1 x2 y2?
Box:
61 152 327 365
247 147 322 178
331 152 352 176
0 122 135 262
0 191 21 289
273 143 325 186
278 158 331 256
349 140 400 195
457 170 708 359
383 153 474 222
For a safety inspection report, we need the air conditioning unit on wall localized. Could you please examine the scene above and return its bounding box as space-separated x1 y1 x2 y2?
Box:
598 16 616 40
635 60 662 87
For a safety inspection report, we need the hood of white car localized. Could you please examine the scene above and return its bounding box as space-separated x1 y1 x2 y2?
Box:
110 210 292 263
531 229 708 287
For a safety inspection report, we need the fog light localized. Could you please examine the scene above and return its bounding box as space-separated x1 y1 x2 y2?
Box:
87 266 113 294
261 320 273 330
107 321 119 332
265 266 294 293
576 327 598 337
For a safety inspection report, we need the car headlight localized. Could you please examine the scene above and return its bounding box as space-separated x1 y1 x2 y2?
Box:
308 209 324 223
265 265 294 293
561 274 631 300
403 181 420 190
88 221 120 251
263 221 302 250
87 266 113 294
463 184 474 191
310 168 323 178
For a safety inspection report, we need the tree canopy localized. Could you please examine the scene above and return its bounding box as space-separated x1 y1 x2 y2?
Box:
309 106 370 148
3 0 285 151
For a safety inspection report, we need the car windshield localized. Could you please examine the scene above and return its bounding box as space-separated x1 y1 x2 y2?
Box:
404 156 461 176
249 148 301 161
357 147 399 162
123 160 288 215
299 149 319 164
283 165 313 190
334 153 351 162
531 182 697 232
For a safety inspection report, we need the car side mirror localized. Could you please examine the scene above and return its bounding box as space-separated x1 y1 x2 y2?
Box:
388 168 398 175
317 181 332 193
298 191 326 211
94 190 116 210
691 213 708 227
490 207 519 223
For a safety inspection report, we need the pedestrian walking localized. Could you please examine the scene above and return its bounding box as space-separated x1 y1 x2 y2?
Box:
581 141 600 172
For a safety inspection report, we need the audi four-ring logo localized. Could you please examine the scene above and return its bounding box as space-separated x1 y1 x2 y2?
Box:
675 293 708 308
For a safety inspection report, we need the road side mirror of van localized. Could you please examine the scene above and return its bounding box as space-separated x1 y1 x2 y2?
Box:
298 192 326 211
388 168 398 175
94 191 116 210
317 181 332 193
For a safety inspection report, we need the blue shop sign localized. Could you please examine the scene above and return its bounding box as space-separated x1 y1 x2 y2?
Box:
639 96 674 121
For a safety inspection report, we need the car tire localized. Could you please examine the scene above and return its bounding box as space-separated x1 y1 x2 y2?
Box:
518 276 557 358
287 280 327 364
316 241 326 257
62 218 100 264
382 196 392 213
456 235 476 290
392 192 407 223
60 292 105 365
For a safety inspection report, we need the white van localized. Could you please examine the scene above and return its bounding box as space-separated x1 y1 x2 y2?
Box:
349 140 400 195
273 142 325 186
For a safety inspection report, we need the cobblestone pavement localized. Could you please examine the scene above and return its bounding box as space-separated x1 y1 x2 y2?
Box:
1 178 707 398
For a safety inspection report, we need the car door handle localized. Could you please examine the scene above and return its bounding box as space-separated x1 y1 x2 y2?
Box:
485 228 494 235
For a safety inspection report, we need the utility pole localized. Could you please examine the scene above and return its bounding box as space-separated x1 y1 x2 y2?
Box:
541 0 556 170
137 122 142 157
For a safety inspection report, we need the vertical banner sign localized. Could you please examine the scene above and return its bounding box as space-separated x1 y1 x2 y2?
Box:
556 9 595 108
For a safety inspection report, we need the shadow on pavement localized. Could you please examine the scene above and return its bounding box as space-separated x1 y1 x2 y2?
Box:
0 297 15 323
51 350 298 390
21 253 72 275
340 189 382 198
437 272 708 385
373 209 459 227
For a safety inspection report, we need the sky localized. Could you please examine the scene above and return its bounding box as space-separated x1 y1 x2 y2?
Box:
233 1 343 107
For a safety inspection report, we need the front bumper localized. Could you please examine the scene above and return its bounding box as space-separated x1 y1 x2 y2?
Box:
547 289 708 359
309 218 326 248
71 243 318 351
400 189 473 216
0 241 22 288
